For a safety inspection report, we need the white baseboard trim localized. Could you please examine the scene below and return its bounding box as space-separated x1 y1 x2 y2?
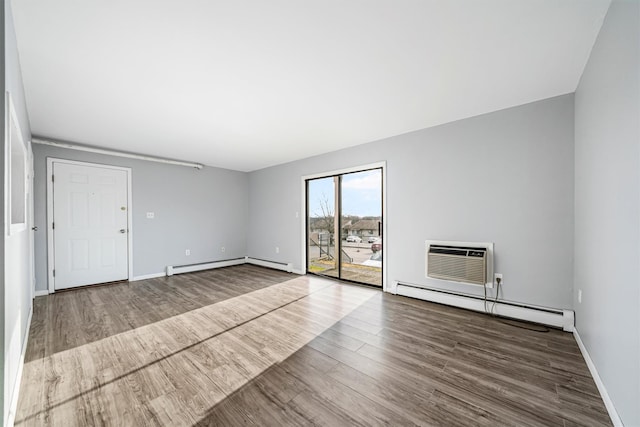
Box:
291 268 305 275
34 289 49 297
395 282 574 331
245 257 293 273
5 304 33 427
165 257 297 277
573 329 622 427
130 272 166 281
166 258 246 276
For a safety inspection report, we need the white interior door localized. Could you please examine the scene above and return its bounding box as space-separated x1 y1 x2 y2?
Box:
53 161 129 290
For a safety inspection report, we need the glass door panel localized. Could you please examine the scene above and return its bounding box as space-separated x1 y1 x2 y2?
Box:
340 169 382 286
307 176 338 278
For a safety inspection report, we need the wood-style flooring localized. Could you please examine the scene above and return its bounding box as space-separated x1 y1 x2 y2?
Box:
15 265 611 426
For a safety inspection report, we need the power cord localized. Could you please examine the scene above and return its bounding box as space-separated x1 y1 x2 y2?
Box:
499 318 550 333
491 277 502 315
483 276 549 333
483 276 501 314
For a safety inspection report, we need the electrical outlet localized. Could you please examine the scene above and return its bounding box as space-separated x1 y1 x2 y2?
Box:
494 273 503 285
578 289 582 303
146 212 155 219
221 246 226 253
185 249 190 256
276 247 280 254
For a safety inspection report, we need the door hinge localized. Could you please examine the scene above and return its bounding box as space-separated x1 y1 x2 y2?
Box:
52 222 55 229
51 175 54 182
53 269 55 277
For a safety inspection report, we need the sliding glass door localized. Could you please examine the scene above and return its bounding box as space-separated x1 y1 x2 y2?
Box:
306 168 382 287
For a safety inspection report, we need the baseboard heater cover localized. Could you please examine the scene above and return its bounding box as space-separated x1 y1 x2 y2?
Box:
166 257 293 276
166 258 246 276
244 257 293 273
395 282 574 332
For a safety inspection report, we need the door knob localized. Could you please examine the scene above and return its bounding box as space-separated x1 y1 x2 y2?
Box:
31 226 38 231
119 229 126 234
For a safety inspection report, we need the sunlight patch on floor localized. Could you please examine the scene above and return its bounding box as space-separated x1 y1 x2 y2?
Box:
15 275 378 426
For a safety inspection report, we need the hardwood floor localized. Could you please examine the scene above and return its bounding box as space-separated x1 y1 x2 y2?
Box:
16 265 611 426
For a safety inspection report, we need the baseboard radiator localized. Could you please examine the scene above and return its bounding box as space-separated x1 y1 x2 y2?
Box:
166 257 293 276
395 282 575 332
244 257 293 273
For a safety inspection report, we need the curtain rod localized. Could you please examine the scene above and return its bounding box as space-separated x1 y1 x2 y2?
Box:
32 137 204 170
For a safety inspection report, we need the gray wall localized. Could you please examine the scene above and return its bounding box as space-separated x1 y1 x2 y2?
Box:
248 94 575 309
574 0 640 424
32 144 249 291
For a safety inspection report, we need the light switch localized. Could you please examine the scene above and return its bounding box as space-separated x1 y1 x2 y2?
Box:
146 212 155 219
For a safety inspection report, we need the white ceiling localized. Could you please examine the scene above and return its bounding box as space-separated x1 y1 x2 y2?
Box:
12 0 610 172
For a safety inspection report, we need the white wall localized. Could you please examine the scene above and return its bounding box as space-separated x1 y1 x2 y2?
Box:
32 143 249 290
3 0 32 425
0 0 5 421
248 94 575 310
574 0 640 424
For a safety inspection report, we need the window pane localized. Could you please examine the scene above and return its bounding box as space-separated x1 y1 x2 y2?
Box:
341 169 382 286
307 176 337 278
10 116 26 226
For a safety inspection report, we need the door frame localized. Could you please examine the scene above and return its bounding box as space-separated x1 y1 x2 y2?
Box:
301 161 387 292
46 157 133 293
28 144 35 302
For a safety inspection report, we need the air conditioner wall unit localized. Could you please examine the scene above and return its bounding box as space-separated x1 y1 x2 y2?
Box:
425 240 494 288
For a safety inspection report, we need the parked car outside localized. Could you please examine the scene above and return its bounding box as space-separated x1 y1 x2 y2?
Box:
367 236 378 243
371 238 382 252
362 250 382 268
346 235 362 243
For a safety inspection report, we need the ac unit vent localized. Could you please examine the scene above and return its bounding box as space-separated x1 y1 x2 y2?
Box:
427 244 487 285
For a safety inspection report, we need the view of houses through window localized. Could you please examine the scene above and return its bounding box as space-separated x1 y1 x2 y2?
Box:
306 168 382 287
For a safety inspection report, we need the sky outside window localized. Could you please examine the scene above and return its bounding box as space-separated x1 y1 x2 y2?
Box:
308 169 381 218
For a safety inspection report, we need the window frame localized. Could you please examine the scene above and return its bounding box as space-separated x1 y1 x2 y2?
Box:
6 93 28 236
